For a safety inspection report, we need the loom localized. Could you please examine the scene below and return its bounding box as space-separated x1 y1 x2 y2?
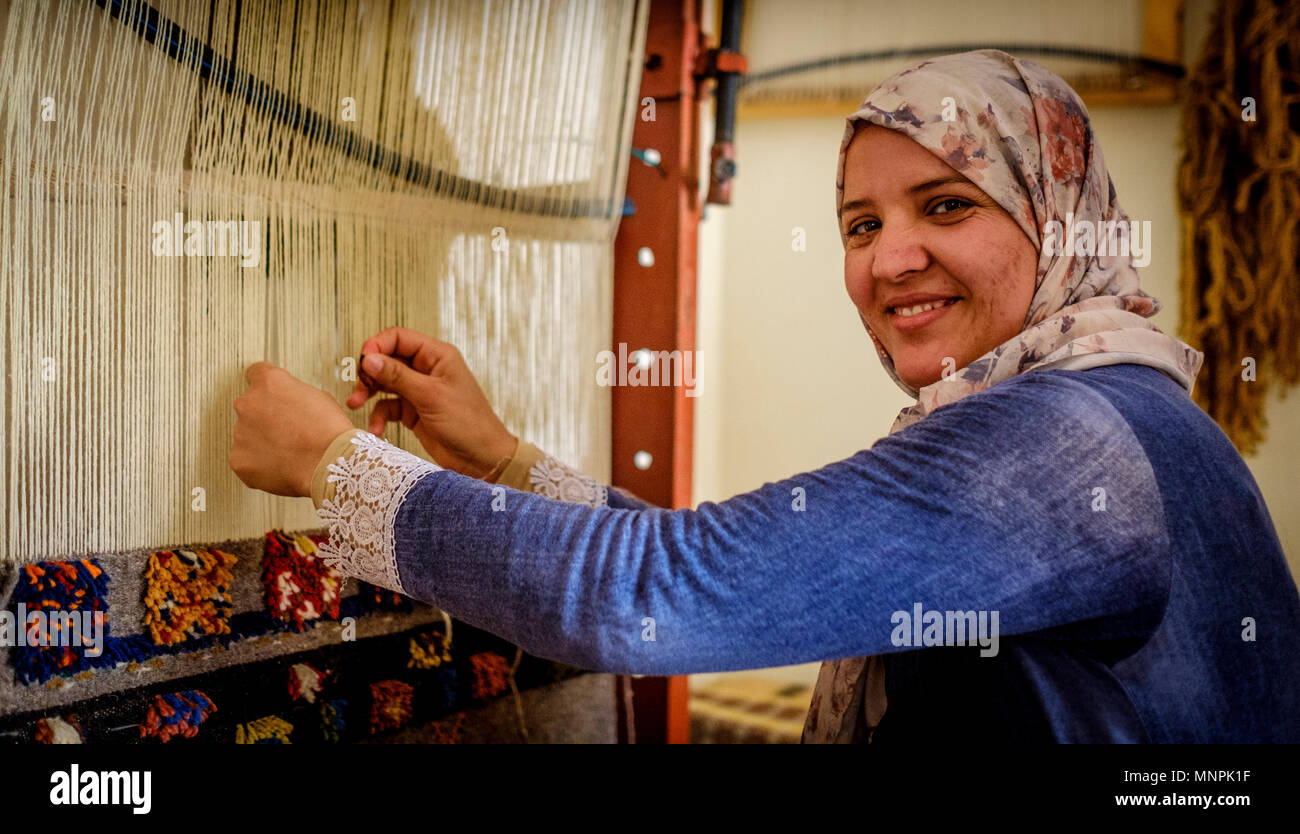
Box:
0 0 650 743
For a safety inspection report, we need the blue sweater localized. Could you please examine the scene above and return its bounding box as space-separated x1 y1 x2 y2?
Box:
380 364 1300 742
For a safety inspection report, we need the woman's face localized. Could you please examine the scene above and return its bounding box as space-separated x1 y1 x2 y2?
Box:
840 125 1039 389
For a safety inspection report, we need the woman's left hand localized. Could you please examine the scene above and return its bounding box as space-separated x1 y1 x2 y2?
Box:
229 362 355 497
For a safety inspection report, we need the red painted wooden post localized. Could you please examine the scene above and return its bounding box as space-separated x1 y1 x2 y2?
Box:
611 0 703 745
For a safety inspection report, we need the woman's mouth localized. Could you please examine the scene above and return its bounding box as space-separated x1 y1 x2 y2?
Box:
888 297 960 332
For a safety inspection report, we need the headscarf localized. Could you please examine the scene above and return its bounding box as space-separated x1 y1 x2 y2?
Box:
802 49 1204 743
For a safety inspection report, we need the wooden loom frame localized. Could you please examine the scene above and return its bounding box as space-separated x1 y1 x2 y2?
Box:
611 0 705 745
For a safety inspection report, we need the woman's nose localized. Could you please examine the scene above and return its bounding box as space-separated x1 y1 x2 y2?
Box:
871 223 930 282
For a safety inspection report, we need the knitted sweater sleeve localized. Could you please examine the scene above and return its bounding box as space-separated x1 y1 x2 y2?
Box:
309 372 1172 675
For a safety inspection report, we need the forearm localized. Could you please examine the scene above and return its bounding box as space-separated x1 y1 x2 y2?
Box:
309 437 961 677
309 382 1173 676
387 463 825 676
313 429 653 511
311 433 690 672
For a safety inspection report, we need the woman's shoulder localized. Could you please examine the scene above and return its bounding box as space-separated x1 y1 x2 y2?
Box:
969 361 1188 413
899 363 1155 454
918 362 1210 451
1000 363 1245 471
897 362 1254 534
865 364 1173 573
874 365 1164 504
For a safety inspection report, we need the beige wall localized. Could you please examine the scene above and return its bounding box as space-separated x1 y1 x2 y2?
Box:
690 1 1299 689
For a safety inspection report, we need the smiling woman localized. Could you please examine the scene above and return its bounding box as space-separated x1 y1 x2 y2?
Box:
229 49 1300 744
839 125 1039 390
831 51 1203 434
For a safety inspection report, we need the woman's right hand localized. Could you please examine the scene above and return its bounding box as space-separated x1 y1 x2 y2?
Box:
347 327 517 479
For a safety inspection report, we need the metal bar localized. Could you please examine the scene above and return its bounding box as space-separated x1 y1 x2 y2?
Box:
704 0 742 205
712 0 742 144
741 43 1187 87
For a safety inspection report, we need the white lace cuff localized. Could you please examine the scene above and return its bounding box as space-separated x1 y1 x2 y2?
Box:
494 439 611 507
314 432 443 594
528 455 609 507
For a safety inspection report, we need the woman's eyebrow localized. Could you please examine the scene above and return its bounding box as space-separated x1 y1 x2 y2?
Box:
840 176 976 219
839 197 873 218
907 175 972 194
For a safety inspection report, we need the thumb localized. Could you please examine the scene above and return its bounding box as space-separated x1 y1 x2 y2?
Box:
362 353 426 400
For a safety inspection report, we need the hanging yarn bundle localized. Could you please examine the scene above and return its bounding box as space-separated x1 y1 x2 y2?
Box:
288 663 326 704
142 548 238 645
369 680 416 734
236 715 294 744
469 651 511 702
139 690 218 743
319 699 348 744
407 630 453 670
35 715 84 744
263 531 342 630
1177 0 1300 453
9 560 110 684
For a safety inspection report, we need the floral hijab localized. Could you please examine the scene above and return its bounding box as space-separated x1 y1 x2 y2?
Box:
803 50 1204 743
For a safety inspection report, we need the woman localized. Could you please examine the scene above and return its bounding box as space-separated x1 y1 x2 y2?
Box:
229 50 1300 742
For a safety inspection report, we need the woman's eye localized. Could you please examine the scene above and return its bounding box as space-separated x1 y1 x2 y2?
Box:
848 219 880 236
931 198 972 215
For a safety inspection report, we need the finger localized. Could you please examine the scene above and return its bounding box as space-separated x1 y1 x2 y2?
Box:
368 397 419 434
359 353 427 402
244 361 274 385
349 330 420 407
369 397 397 436
347 351 415 408
399 397 419 429
347 368 378 409
359 327 452 374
